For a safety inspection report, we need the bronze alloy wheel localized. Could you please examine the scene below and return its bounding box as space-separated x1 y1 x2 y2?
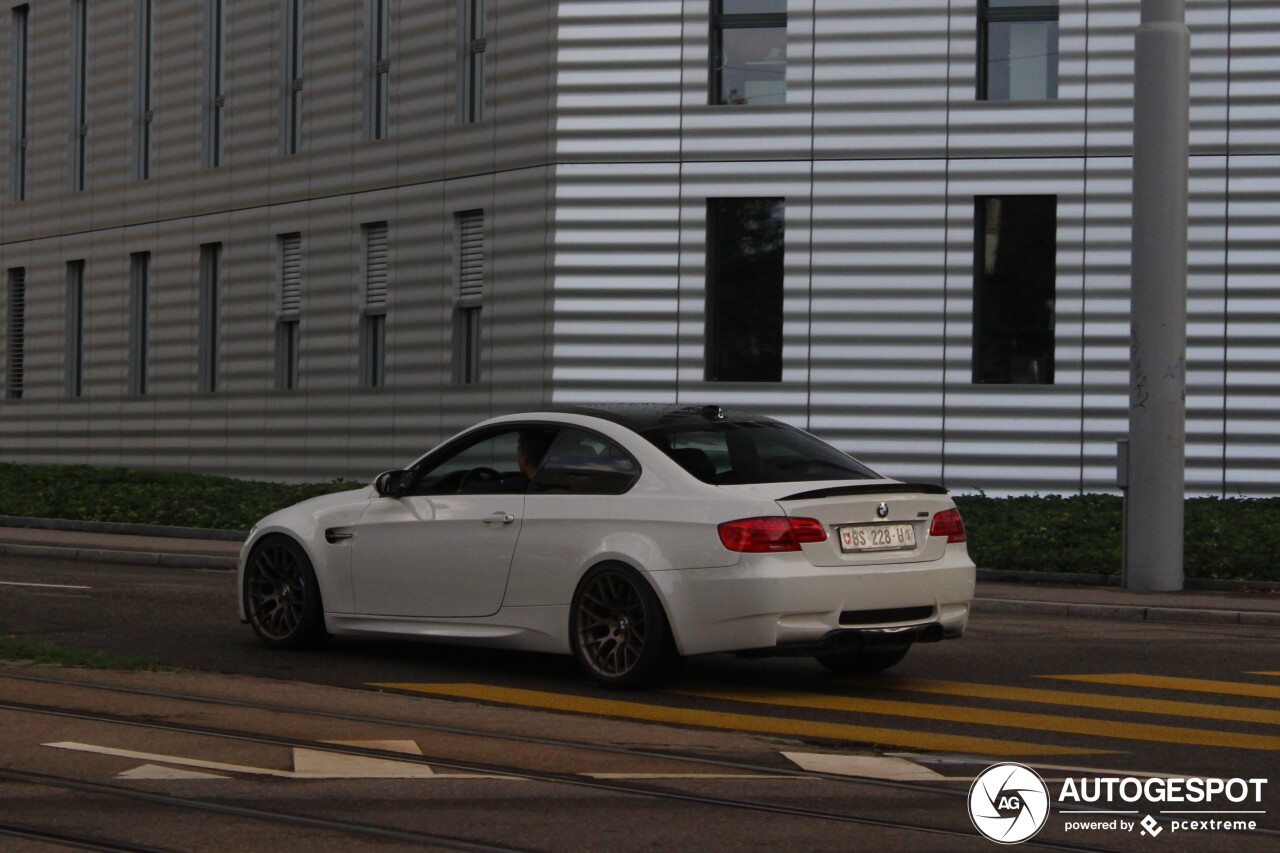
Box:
571 565 672 688
244 536 327 649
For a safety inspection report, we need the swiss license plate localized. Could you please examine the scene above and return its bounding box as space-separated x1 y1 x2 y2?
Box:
838 523 916 553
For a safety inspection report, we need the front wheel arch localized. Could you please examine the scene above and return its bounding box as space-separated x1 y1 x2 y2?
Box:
242 533 329 650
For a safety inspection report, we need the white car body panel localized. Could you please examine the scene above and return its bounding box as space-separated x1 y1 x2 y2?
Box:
350 493 525 617
238 409 976 663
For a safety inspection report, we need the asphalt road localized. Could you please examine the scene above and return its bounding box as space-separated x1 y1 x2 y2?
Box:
2 554 1278 851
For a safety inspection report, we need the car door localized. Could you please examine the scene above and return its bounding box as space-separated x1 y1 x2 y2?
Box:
350 425 560 618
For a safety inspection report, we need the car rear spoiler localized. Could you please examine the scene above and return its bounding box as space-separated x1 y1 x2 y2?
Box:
780 483 950 502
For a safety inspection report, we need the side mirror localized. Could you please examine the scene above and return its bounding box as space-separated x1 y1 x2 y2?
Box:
374 470 409 498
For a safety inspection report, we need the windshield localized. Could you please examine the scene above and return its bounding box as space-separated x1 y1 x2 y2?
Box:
642 421 880 485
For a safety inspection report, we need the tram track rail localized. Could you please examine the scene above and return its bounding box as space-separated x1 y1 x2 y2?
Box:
0 768 534 853
0 671 1131 853
0 819 182 853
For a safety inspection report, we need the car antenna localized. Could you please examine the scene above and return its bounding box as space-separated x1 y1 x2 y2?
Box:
700 405 725 421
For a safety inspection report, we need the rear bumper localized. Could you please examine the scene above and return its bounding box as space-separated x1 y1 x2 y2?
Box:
647 548 975 657
736 621 948 659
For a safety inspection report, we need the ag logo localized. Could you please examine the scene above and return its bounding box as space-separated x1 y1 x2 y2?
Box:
969 763 1050 844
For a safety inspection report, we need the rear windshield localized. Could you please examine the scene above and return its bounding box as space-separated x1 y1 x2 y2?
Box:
642 421 879 485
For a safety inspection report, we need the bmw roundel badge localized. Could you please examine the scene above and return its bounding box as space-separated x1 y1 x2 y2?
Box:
876 502 889 518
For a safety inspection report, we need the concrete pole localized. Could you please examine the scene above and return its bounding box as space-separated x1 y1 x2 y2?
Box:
1125 0 1190 591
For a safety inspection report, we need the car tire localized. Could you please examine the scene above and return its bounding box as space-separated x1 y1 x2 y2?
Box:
570 563 676 690
814 643 911 675
243 535 329 650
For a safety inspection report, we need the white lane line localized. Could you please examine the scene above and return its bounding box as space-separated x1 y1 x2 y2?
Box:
0 581 92 590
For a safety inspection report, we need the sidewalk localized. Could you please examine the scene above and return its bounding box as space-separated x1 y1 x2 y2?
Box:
2 523 1278 626
0 524 241 570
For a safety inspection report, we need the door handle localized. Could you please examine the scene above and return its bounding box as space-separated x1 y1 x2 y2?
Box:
482 512 515 525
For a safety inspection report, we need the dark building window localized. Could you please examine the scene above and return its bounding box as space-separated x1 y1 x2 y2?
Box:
460 0 484 123
710 0 786 106
705 198 785 382
199 243 221 392
277 233 302 390
11 5 28 201
367 0 391 139
283 0 303 153
453 210 484 384
71 0 89 190
205 0 225 167
66 261 85 397
5 267 24 399
136 0 154 179
129 252 150 395
972 196 1057 385
978 0 1058 101
361 222 389 387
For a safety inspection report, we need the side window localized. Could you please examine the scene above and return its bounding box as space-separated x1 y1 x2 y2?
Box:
411 427 558 495
532 429 639 496
664 429 729 483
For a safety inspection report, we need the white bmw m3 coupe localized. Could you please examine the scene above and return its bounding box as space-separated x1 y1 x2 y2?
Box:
238 405 975 688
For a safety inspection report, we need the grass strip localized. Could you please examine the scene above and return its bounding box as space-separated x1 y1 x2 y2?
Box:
0 636 165 671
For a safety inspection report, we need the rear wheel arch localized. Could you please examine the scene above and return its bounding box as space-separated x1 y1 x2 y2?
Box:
568 561 679 689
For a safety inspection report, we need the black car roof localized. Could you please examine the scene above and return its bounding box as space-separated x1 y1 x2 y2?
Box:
551 404 778 432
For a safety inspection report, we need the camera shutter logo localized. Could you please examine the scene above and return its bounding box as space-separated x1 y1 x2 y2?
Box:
969 763 1051 844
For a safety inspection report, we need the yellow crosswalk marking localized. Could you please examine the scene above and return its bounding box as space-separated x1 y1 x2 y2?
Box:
865 677 1280 726
1044 674 1280 700
675 685 1280 751
371 683 1107 757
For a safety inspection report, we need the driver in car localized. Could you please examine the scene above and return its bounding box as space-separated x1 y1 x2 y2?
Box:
464 431 555 494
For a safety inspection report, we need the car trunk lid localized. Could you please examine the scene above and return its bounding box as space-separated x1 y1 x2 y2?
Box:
720 480 958 568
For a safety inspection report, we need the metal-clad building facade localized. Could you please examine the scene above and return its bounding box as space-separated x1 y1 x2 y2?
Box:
0 1 1276 496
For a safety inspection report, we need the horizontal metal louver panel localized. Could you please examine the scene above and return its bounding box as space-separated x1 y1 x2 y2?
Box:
6 269 24 397
280 233 302 314
457 210 485 304
366 223 388 308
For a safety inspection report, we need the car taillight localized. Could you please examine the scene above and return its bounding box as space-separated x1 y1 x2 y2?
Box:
929 508 966 543
718 516 828 553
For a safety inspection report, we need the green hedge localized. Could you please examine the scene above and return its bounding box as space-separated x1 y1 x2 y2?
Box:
0 463 1275 581
954 494 1280 582
0 463 360 532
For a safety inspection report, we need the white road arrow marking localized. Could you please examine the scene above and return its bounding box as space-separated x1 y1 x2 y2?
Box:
117 764 229 780
782 752 947 781
44 740 515 780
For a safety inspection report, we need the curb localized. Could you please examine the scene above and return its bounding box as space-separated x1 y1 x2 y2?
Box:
972 597 1280 627
977 567 1280 593
0 515 245 542
0 542 238 571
